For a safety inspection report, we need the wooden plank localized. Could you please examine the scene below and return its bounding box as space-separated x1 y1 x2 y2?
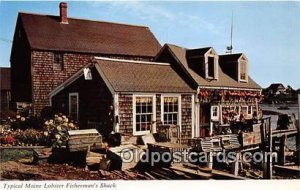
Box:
141 134 156 145
182 163 212 173
68 142 102 148
68 143 103 152
68 137 102 145
68 129 100 135
144 172 156 180
0 146 47 149
149 170 171 180
212 169 247 180
170 165 211 179
274 165 300 176
68 135 101 140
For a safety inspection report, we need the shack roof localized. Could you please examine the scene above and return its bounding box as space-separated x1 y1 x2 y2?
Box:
94 57 194 93
18 12 161 57
164 44 261 90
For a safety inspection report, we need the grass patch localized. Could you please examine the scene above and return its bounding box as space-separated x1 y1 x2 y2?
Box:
0 149 33 162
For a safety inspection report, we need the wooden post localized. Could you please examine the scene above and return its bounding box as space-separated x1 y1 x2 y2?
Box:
278 135 287 165
296 94 300 164
231 152 240 176
263 117 272 179
298 94 300 131
207 152 213 169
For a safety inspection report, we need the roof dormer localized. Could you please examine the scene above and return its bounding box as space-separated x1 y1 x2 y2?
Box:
219 53 248 83
204 48 219 80
238 54 248 82
186 47 219 80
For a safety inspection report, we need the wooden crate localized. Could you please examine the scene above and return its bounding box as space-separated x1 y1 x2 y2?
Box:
148 142 189 166
242 131 261 147
67 129 103 152
220 134 241 150
107 144 144 171
188 137 222 152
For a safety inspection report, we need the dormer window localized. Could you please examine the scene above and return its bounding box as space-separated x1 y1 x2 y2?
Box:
238 56 248 82
207 57 215 78
205 49 218 80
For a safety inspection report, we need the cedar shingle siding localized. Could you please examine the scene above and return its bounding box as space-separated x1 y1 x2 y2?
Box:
31 51 93 114
50 58 194 139
11 11 161 115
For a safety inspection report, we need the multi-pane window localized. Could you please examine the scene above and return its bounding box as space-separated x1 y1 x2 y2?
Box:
53 52 64 70
211 105 219 120
240 60 247 81
163 97 179 125
135 96 153 132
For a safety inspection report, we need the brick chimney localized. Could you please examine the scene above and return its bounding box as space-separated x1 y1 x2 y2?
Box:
59 2 68 24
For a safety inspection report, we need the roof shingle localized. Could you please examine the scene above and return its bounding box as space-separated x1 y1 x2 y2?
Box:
19 13 161 57
166 44 261 90
94 58 194 93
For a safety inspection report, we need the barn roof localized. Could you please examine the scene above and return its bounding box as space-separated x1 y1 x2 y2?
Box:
18 12 161 57
94 57 194 93
0 67 11 90
162 44 261 90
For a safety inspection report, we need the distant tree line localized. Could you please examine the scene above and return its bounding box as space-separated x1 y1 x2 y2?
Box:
262 83 299 104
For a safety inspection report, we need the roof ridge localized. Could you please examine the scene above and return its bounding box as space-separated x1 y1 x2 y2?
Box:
166 43 188 50
188 46 212 50
219 53 243 56
94 56 170 66
19 12 148 28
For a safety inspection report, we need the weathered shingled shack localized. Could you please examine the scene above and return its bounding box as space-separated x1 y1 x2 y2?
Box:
50 57 195 139
156 44 262 138
10 2 161 115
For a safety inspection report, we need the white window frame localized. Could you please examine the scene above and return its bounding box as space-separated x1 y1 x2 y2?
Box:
205 51 219 80
247 105 253 116
133 94 156 136
238 60 248 82
211 105 219 121
161 94 182 126
68 93 79 121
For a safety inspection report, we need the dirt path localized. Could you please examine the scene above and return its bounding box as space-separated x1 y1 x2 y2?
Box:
0 161 123 180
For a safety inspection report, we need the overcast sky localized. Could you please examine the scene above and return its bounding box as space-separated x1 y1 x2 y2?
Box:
0 1 299 89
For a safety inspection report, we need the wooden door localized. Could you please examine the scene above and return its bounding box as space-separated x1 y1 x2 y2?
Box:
199 103 210 137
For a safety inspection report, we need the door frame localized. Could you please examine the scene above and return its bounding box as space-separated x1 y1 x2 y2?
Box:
68 92 79 122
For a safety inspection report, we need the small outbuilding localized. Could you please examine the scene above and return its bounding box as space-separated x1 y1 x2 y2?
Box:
50 57 195 139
